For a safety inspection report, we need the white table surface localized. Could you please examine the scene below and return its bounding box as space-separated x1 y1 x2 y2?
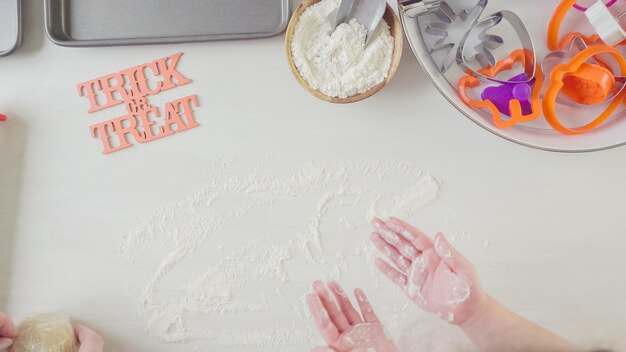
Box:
1 1 625 351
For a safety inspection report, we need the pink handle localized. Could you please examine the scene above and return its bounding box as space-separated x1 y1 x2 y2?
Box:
0 114 7 122
573 0 617 11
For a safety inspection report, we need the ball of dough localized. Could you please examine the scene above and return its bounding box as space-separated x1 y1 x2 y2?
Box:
11 313 77 352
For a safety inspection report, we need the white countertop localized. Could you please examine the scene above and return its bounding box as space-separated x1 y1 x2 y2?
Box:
1 1 625 351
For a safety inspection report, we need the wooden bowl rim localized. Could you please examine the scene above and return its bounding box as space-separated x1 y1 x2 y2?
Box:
285 0 404 104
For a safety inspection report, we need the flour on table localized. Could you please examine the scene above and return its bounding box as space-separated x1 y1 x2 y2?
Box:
117 160 441 348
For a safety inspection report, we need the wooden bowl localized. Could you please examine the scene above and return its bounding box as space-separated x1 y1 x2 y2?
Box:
285 0 403 104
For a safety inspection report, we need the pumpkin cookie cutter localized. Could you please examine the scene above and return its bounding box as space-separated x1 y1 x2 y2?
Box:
541 37 626 105
542 36 626 105
458 49 544 129
543 44 626 134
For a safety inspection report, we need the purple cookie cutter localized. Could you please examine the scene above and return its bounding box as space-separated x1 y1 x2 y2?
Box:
481 73 534 117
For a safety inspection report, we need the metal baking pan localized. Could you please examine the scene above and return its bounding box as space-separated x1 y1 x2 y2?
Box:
44 0 290 47
0 0 22 57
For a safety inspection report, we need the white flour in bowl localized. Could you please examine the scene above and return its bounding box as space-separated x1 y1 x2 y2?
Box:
291 0 394 98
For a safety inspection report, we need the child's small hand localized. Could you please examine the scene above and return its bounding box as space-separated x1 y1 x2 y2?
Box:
307 281 397 352
0 312 18 351
370 218 487 325
75 324 104 352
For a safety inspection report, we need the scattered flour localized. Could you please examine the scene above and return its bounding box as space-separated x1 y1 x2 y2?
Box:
116 160 442 348
291 0 394 98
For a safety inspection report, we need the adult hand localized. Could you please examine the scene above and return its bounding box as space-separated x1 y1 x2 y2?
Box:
0 312 18 351
75 324 104 352
370 217 487 325
308 281 397 352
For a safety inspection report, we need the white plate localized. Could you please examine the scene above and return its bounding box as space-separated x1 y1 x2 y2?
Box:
399 0 626 152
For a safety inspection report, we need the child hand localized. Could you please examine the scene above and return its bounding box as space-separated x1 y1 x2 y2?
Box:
370 217 487 325
75 324 104 352
307 281 397 352
0 312 18 351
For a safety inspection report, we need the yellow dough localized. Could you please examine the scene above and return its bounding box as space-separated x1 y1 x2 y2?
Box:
10 313 77 352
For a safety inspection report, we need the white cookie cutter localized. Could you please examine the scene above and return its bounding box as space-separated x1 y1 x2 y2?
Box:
585 0 626 46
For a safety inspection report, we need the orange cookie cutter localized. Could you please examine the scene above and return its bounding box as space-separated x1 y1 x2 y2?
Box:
543 36 623 105
561 62 615 105
548 0 626 50
458 49 544 129
543 45 626 135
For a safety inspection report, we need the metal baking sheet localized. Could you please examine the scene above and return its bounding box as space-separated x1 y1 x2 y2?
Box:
44 0 290 47
0 0 21 57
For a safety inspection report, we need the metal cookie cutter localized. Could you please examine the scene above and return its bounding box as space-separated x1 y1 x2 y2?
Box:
398 0 441 18
459 10 536 85
585 0 626 46
423 0 489 72
542 36 626 105
420 0 536 86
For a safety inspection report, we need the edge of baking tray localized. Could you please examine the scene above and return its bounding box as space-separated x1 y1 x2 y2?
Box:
0 0 22 57
398 8 625 154
44 0 290 47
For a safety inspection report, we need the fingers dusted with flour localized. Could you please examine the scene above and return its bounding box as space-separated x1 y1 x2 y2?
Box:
375 258 407 288
371 232 412 271
354 288 380 323
313 281 350 332
372 218 421 260
307 293 340 345
308 282 398 352
371 218 488 326
386 217 434 251
328 281 363 325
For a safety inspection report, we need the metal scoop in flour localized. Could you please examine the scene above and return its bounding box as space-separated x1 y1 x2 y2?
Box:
334 0 387 44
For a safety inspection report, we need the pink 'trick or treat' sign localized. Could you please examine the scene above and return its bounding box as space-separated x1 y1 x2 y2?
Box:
77 52 199 154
